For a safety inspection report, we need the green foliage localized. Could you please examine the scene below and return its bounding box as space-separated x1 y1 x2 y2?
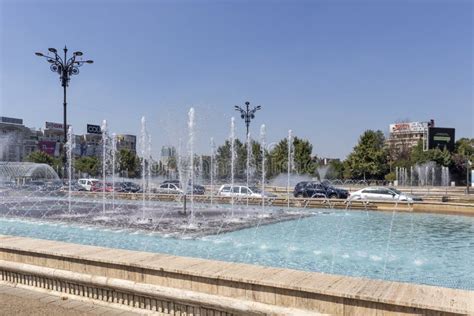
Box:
450 138 474 185
384 172 396 182
410 140 452 167
455 138 474 158
117 149 140 178
25 151 55 165
215 139 263 181
324 160 344 180
266 136 316 178
344 130 388 180
74 156 100 177
24 151 62 175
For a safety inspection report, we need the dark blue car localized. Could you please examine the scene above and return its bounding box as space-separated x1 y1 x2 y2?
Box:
293 181 349 199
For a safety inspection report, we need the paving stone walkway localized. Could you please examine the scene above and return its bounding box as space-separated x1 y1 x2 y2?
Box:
0 283 150 315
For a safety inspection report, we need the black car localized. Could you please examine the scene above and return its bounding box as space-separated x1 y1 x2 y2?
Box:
120 182 141 193
293 181 349 199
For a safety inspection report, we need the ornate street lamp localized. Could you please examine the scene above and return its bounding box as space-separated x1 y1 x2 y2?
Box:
35 46 93 177
234 101 262 137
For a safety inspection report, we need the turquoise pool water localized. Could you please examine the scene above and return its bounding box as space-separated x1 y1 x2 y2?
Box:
0 210 472 290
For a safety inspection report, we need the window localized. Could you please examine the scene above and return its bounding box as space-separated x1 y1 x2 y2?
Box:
241 187 249 194
221 186 231 192
232 187 240 193
159 184 168 189
362 189 378 194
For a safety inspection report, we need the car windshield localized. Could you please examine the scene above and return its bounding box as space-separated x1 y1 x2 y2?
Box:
389 188 401 194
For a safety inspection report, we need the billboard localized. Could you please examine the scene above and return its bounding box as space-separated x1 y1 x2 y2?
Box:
45 121 69 131
0 117 23 125
87 124 101 134
428 127 455 151
389 122 428 134
38 141 60 157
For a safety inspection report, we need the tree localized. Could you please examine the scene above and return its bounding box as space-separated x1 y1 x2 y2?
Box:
267 136 316 178
410 140 452 167
25 151 55 165
344 130 388 180
117 149 140 178
75 156 100 177
324 160 344 180
450 138 474 185
24 151 62 175
215 139 246 181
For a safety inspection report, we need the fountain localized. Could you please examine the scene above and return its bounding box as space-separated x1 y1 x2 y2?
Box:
140 116 147 218
101 120 108 214
66 126 75 214
0 107 472 293
287 129 293 209
147 133 152 205
260 124 266 211
187 108 195 219
210 137 216 206
111 133 117 210
230 117 236 214
441 166 450 187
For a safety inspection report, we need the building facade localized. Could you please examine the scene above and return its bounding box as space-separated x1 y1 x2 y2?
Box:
1 117 137 162
386 120 456 160
0 117 37 162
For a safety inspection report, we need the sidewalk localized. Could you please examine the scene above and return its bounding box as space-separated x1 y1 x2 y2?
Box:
0 283 148 316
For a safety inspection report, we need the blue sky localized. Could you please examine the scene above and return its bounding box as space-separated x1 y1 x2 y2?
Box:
0 0 472 159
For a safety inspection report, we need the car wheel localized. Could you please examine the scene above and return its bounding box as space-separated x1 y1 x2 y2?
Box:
329 194 337 199
295 193 303 198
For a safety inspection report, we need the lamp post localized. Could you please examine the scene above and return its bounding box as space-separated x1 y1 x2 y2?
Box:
234 101 262 137
35 46 93 178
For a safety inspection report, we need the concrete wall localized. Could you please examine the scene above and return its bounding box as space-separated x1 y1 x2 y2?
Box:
0 234 472 315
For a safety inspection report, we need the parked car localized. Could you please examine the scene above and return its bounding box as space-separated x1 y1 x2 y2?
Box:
218 185 276 198
120 181 141 193
155 182 205 195
91 181 114 192
60 181 86 192
293 181 349 199
156 182 183 194
77 178 99 191
348 187 422 202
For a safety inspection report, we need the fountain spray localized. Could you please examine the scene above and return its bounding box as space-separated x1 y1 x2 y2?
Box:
287 129 293 209
230 117 236 215
188 108 195 219
210 137 216 206
246 132 251 206
66 126 75 214
101 120 108 214
111 133 117 211
141 116 147 218
147 133 152 205
260 124 266 211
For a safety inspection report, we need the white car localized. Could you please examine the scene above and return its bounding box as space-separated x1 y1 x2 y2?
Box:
217 185 276 198
77 178 99 191
348 187 422 202
156 183 183 194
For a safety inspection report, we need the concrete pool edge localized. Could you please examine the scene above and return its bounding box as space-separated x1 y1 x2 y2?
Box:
0 235 472 315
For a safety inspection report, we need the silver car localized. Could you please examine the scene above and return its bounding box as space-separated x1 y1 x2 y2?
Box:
348 187 422 202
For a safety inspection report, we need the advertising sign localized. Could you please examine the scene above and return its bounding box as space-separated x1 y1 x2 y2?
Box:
87 124 102 134
428 127 455 152
38 141 59 156
45 121 69 131
389 122 428 134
